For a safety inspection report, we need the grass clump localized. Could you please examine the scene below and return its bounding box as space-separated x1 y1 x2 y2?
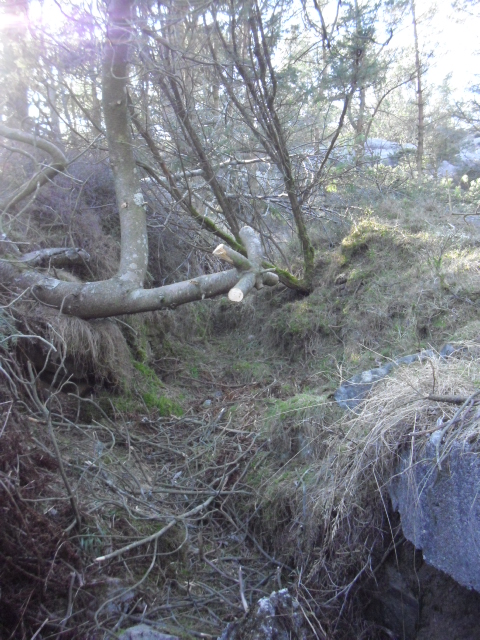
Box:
340 217 415 265
266 295 334 356
107 360 184 417
225 359 273 384
264 393 330 461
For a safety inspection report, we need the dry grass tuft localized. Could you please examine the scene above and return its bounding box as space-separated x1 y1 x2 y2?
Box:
290 344 480 611
16 303 133 387
245 343 480 635
333 342 480 487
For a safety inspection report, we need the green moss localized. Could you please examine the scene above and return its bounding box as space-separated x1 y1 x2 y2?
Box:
262 260 311 293
90 361 183 418
142 392 183 416
133 361 166 387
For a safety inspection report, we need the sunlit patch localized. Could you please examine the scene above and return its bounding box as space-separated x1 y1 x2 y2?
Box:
0 13 27 30
0 0 73 34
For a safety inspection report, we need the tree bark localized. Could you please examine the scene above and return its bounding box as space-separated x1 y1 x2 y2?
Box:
0 260 248 318
103 0 148 286
0 1 279 319
411 0 424 175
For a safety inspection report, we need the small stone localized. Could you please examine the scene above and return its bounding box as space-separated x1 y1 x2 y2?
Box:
117 625 179 640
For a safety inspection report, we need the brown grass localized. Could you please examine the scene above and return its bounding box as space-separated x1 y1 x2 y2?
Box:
271 344 480 619
16 303 133 387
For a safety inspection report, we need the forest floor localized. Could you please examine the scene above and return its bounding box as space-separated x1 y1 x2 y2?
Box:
2 193 480 639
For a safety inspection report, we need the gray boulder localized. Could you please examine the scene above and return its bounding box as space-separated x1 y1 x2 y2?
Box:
435 134 480 180
334 344 456 410
437 159 459 178
389 436 480 592
458 135 480 169
364 138 416 167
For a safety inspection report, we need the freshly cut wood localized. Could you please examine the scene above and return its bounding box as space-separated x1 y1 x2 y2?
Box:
215 229 279 300
228 272 256 302
213 244 252 270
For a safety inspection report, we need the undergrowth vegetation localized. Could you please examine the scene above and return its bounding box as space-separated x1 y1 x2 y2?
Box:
2 172 480 638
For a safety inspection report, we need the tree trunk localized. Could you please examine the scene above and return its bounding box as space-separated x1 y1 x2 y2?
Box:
349 86 366 166
102 0 148 286
210 10 315 288
1 0 29 128
0 0 279 319
411 0 424 175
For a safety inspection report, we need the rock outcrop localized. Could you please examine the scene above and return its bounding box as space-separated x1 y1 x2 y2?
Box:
389 435 480 592
334 344 455 410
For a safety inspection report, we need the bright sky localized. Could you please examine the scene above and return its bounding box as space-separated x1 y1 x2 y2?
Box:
1 0 479 100
393 0 480 99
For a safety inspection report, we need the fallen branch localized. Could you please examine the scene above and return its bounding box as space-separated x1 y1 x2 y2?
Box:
17 247 90 268
238 565 249 613
95 494 215 562
426 394 477 405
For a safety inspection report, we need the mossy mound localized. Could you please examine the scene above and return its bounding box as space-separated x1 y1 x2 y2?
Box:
263 213 480 381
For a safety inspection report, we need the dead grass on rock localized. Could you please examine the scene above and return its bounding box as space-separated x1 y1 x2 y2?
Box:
284 343 480 630
231 343 480 637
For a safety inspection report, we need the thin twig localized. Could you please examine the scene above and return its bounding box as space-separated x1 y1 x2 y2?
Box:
238 565 249 613
26 362 82 529
95 495 215 562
